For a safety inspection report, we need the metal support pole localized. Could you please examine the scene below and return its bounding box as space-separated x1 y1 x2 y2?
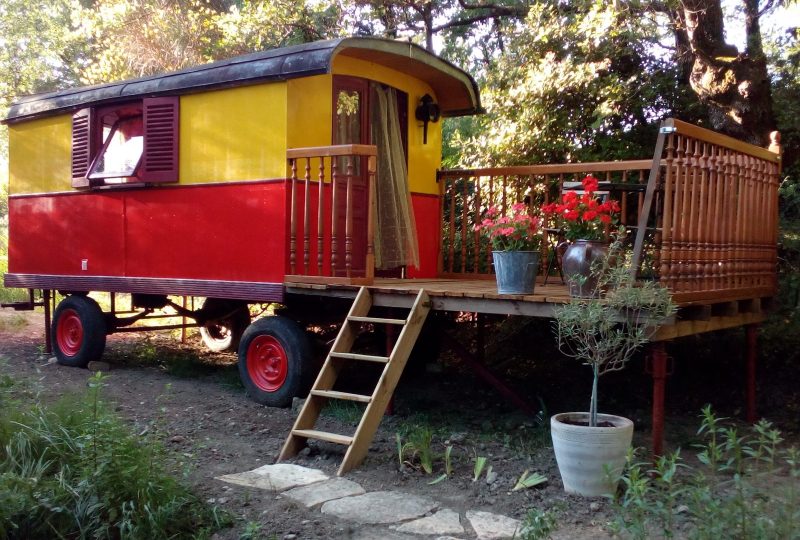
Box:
650 341 669 456
181 296 188 343
43 289 52 355
746 323 759 423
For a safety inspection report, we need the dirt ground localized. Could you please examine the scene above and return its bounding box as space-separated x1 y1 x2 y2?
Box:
1 306 798 539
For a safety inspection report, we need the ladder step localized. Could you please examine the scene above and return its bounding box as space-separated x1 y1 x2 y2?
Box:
348 316 407 325
310 389 372 403
330 352 389 363
292 429 353 446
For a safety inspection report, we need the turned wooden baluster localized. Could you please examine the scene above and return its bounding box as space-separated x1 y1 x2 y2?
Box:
486 174 495 272
447 178 456 273
474 175 482 273
289 158 298 275
317 157 325 276
660 134 676 290
345 159 354 278
303 157 311 274
461 174 469 273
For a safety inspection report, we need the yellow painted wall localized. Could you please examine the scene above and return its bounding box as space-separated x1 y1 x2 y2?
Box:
332 55 442 195
8 115 72 195
287 75 332 149
179 84 287 184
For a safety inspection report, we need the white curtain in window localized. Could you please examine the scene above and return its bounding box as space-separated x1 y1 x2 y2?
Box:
371 85 419 269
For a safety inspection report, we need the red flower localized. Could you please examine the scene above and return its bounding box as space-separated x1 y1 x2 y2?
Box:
583 210 598 221
582 175 599 193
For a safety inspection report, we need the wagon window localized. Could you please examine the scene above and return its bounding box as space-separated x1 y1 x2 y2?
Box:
71 96 179 188
88 115 144 182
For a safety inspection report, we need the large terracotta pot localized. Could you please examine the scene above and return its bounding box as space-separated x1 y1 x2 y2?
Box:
561 240 608 297
492 250 540 294
551 412 634 497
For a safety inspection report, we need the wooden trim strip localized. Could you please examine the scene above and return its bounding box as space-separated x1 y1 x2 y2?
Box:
287 144 377 159
438 160 655 178
8 177 288 199
666 119 780 162
3 274 284 302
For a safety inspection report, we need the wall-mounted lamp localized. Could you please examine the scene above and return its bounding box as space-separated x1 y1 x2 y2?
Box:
415 94 440 144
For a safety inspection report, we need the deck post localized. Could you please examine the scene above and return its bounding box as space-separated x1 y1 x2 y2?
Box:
43 289 52 354
745 323 759 423
650 341 669 456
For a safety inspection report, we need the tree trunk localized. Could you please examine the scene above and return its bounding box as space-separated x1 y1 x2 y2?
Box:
679 0 775 145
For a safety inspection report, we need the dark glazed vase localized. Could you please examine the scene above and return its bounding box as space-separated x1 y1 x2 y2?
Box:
561 240 608 297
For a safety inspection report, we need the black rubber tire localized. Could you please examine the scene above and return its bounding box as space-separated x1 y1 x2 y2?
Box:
51 295 107 368
237 316 313 407
199 299 250 353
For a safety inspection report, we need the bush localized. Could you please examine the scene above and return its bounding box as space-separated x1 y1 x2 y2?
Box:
0 370 231 539
612 406 800 539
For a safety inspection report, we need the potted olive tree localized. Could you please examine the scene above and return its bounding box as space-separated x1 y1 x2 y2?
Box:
550 231 676 496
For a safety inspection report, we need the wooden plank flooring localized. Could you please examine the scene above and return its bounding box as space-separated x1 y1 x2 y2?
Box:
284 276 771 339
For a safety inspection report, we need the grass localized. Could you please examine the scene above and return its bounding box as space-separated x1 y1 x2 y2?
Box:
0 312 27 331
0 255 28 304
0 367 232 539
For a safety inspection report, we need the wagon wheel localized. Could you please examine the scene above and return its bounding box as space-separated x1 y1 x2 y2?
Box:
237 316 313 407
51 295 107 368
199 299 250 353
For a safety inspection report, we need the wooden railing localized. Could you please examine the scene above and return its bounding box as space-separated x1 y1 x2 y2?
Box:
632 119 781 302
285 145 377 284
438 118 782 304
437 161 654 278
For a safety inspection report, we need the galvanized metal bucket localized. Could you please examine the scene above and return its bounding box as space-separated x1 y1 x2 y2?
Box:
492 250 540 294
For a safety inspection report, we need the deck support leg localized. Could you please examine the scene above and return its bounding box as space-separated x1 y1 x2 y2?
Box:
650 341 669 457
746 323 759 423
476 313 485 363
442 334 536 417
43 289 52 355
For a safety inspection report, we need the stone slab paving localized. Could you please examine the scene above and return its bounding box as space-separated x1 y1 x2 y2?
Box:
394 508 464 536
217 463 328 492
320 490 438 524
283 477 365 508
465 510 521 540
218 463 526 538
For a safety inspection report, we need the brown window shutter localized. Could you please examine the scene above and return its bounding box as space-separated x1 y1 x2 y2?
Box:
140 97 179 183
71 108 93 188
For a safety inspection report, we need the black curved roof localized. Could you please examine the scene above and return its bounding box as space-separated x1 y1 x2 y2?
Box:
5 37 481 123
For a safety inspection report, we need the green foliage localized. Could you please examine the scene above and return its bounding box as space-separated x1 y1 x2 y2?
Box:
520 507 558 540
472 455 488 482
553 231 676 425
456 0 704 167
512 470 548 491
0 370 231 539
612 407 800 539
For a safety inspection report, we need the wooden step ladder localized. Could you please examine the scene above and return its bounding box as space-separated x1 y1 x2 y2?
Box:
278 287 430 475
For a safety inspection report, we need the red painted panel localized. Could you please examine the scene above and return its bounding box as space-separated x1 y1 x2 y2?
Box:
8 181 288 285
124 182 287 282
407 193 440 278
9 194 125 276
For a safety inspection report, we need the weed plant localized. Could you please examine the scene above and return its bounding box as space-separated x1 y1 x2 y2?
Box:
0 370 231 539
612 406 800 539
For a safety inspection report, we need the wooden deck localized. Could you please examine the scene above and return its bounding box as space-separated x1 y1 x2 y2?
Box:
284 276 770 340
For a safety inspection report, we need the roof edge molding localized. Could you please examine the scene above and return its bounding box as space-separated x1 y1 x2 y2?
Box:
4 38 481 124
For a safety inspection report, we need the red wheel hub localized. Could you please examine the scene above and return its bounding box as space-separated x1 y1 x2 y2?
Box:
56 308 83 357
246 335 288 392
